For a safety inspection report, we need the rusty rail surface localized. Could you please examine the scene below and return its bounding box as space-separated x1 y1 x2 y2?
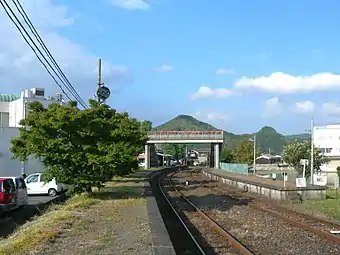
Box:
169 170 254 255
190 169 340 244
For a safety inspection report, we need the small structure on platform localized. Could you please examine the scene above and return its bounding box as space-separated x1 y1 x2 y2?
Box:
137 152 172 167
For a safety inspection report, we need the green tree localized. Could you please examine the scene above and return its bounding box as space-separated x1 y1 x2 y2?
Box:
233 140 261 165
163 144 185 161
140 120 152 132
282 139 329 176
10 100 147 194
220 148 235 163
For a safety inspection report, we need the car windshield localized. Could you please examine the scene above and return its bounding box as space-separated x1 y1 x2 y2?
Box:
27 175 39 183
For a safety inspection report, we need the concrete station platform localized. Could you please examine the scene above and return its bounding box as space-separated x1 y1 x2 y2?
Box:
202 168 327 201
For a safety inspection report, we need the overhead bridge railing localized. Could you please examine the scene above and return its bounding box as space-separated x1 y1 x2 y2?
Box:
147 130 224 141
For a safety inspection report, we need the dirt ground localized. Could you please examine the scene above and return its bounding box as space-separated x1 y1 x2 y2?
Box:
0 170 157 255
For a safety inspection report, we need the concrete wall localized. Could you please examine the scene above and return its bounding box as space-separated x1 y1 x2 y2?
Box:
0 101 9 113
0 102 9 127
320 159 340 185
0 127 44 176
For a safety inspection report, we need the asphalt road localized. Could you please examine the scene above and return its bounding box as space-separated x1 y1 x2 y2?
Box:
0 193 65 238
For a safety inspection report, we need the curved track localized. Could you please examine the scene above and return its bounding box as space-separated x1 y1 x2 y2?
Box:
149 168 206 254
158 168 254 254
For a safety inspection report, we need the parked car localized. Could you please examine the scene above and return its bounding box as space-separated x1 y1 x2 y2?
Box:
25 173 67 197
2 176 28 207
0 178 18 215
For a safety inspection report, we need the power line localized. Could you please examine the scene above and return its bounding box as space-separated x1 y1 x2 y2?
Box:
11 0 88 108
2 0 87 108
0 0 88 108
0 0 71 101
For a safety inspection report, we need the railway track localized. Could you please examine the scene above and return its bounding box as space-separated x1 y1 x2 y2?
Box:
159 169 254 254
189 168 340 245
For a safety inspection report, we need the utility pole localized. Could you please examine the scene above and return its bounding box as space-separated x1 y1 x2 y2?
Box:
96 57 110 104
310 116 314 185
21 99 29 178
253 134 256 176
97 58 103 103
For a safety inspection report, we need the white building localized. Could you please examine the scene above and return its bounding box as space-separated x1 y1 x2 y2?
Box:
313 124 340 185
0 88 65 127
0 88 66 176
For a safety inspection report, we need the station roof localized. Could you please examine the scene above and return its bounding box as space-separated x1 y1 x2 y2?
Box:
0 94 20 102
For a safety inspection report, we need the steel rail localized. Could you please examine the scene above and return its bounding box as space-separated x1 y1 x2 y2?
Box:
169 170 254 255
157 170 206 254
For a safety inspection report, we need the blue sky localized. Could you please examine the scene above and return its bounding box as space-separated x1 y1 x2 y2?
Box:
2 0 340 135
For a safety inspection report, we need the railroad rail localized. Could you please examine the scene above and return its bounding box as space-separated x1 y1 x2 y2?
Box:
161 169 254 255
190 168 340 244
157 170 206 254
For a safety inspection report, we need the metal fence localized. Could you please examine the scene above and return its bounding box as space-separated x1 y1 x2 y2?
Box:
220 162 249 174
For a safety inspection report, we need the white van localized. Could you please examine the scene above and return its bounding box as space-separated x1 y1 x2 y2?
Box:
3 176 29 207
25 173 67 197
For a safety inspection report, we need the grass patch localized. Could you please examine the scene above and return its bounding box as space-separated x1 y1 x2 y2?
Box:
0 195 97 255
0 175 149 255
302 189 340 221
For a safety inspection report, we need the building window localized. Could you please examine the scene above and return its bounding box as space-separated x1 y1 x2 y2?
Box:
0 112 9 127
320 148 333 153
35 89 45 96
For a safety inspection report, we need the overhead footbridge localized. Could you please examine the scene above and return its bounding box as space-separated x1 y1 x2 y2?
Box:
144 131 224 169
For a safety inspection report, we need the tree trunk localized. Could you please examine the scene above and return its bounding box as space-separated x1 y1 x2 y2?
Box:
85 186 93 195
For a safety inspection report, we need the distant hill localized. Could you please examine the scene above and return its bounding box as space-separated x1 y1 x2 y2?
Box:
285 133 311 142
154 114 217 131
154 114 310 154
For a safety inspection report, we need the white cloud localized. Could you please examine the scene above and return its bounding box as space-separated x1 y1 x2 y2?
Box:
216 68 235 75
235 72 340 94
190 86 233 100
294 101 315 114
192 110 229 124
154 64 172 72
263 97 281 117
109 0 150 10
322 102 340 116
0 0 132 99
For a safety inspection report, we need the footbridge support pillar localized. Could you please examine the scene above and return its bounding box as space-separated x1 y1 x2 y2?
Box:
144 144 150 169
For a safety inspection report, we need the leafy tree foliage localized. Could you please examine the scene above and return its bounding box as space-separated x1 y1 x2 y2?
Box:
163 144 185 161
10 100 147 194
282 140 329 176
220 148 235 163
233 140 261 165
140 120 152 132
